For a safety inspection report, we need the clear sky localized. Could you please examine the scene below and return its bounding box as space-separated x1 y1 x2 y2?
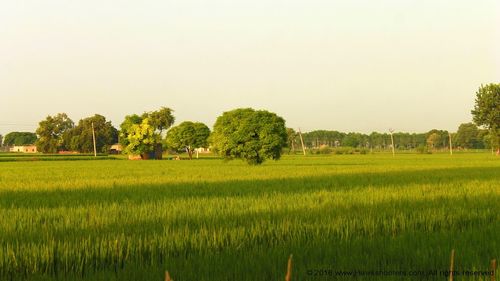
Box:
1 0 498 136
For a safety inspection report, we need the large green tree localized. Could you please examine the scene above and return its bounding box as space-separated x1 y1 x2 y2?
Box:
145 107 175 134
471 83 500 151
35 113 74 153
3 132 37 146
119 114 143 148
166 121 210 159
123 118 160 156
342 132 366 148
119 107 175 157
210 108 287 165
454 123 480 149
425 129 449 149
63 114 118 153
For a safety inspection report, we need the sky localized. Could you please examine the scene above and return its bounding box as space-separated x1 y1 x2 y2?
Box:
1 0 499 136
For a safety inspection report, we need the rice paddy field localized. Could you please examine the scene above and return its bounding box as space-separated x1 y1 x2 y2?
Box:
0 153 498 281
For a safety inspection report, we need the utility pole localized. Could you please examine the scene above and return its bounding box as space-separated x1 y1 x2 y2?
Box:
298 128 306 156
448 132 453 155
91 122 97 158
389 128 395 157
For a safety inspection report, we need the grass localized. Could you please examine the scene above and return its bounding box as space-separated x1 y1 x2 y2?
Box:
0 153 115 162
0 153 498 280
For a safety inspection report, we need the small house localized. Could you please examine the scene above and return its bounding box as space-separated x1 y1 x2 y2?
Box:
109 144 123 154
10 145 37 153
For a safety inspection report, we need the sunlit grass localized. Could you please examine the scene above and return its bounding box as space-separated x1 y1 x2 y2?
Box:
0 154 498 280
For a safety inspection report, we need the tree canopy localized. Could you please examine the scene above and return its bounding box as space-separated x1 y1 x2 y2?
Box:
166 121 210 159
36 113 74 153
471 83 500 150
3 132 37 146
454 123 480 149
119 107 175 157
210 108 287 165
119 114 143 148
425 129 449 149
123 118 160 156
63 114 118 153
145 107 175 134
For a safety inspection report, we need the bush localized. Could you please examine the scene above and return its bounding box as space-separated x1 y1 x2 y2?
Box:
358 148 369 154
416 145 431 154
311 146 368 155
332 147 355 155
318 145 332 154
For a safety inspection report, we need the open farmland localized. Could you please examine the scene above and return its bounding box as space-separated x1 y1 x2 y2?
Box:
0 154 498 281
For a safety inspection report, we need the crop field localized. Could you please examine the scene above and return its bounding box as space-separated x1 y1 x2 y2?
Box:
0 153 498 281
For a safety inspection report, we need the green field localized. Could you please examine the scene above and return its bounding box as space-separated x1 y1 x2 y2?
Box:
0 153 498 281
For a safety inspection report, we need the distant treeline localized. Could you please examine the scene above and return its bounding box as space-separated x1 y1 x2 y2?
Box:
0 122 493 153
294 123 492 151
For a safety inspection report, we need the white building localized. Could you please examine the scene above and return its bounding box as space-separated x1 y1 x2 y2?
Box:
10 145 38 153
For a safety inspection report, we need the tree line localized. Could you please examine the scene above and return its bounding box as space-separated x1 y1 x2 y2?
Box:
293 124 492 151
2 123 490 153
0 83 498 163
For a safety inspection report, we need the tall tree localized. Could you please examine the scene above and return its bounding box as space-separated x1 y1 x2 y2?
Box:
342 132 365 148
454 123 480 149
369 132 388 149
477 129 490 149
0 134 3 147
210 108 287 165
123 117 160 156
35 113 74 153
3 132 37 146
166 121 210 159
119 107 175 157
119 114 143 148
143 107 175 135
426 132 441 149
471 83 500 151
426 129 449 149
286 128 298 153
303 130 345 148
64 114 118 153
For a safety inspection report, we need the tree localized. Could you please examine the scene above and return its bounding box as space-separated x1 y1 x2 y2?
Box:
426 132 440 149
119 114 143 148
35 113 74 153
3 132 37 146
369 132 387 149
426 129 449 149
63 114 118 153
119 107 175 158
210 108 287 165
342 132 364 148
123 118 160 156
286 128 298 153
144 107 175 134
477 129 490 149
302 130 344 148
0 134 3 146
454 123 480 149
471 83 500 151
166 121 210 159
411 133 427 149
